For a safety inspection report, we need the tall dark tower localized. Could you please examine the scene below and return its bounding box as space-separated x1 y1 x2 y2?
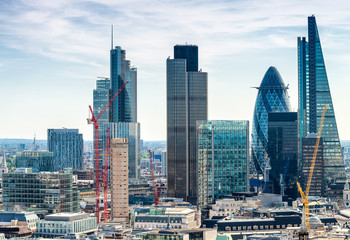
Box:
167 45 208 203
298 16 345 196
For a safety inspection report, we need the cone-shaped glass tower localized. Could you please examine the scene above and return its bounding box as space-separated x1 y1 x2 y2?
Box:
252 66 291 174
298 16 345 195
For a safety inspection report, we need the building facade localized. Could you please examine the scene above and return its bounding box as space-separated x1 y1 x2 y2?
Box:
2 168 80 213
16 151 54 172
267 112 298 199
197 120 249 208
35 213 97 238
110 46 137 123
110 138 129 223
252 66 291 175
301 134 324 197
167 45 208 203
298 16 345 195
47 129 83 171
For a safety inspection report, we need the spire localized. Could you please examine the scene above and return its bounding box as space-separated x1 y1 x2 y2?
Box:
111 25 114 50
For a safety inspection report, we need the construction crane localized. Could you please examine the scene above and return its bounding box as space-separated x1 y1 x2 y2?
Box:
102 127 110 223
87 81 129 223
297 105 327 232
148 150 160 205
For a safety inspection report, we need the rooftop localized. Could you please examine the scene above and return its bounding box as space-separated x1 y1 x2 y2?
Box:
44 213 91 222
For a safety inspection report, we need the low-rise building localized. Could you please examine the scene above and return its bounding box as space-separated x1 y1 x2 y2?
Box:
35 213 98 238
136 228 217 240
2 168 80 214
0 211 39 232
134 208 200 230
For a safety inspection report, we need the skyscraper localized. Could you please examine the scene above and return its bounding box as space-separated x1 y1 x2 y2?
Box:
301 134 324 197
47 129 83 171
252 66 291 175
298 16 345 194
92 42 140 181
197 120 249 208
267 112 298 199
167 45 208 202
110 46 137 123
110 138 129 223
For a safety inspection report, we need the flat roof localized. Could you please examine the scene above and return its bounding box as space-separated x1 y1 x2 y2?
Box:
44 213 90 222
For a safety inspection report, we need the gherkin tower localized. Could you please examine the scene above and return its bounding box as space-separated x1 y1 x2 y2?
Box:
252 66 291 174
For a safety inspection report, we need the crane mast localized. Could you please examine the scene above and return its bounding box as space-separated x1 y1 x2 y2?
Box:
88 81 129 223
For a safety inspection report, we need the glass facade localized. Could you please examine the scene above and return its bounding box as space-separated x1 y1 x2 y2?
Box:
298 16 345 194
93 78 110 123
252 67 291 175
197 120 249 208
47 129 83 171
167 45 208 202
16 151 54 172
2 169 80 213
110 46 137 123
267 112 298 199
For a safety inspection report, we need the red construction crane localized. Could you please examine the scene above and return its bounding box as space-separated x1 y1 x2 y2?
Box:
102 127 110 222
148 150 160 205
88 81 129 223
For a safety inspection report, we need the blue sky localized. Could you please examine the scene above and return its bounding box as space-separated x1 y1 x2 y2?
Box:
1 0 350 141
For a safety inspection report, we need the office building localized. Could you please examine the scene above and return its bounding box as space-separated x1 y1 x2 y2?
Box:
110 46 137 123
267 112 298 199
2 168 80 214
197 120 249 208
99 122 140 179
134 207 200 230
252 66 291 175
93 77 111 123
298 15 345 194
301 134 324 197
110 138 129 223
0 211 39 232
35 213 98 238
92 43 140 182
167 44 208 203
15 151 54 172
47 129 83 171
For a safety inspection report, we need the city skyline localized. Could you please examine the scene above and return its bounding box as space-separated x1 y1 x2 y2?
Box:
2 1 350 141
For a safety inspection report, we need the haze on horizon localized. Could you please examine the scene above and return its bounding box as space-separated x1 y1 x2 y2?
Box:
1 0 350 141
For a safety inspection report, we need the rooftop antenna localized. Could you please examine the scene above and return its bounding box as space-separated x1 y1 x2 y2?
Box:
111 25 113 50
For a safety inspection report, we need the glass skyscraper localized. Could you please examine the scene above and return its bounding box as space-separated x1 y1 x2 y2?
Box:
197 120 249 208
167 45 208 202
252 66 291 175
110 46 137 123
267 112 298 199
47 129 83 171
298 16 345 194
92 44 140 182
16 151 54 172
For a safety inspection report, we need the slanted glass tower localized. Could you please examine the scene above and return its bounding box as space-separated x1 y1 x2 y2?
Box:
298 16 345 194
252 66 291 175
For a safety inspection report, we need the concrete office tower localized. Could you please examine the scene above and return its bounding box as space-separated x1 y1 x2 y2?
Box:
47 129 83 171
197 120 249 208
252 66 291 175
110 138 129 223
110 46 137 123
100 122 140 179
298 16 345 194
16 151 54 172
167 45 208 203
267 112 298 199
301 134 324 197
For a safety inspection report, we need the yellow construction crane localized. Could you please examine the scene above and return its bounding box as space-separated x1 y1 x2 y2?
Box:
297 105 327 232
